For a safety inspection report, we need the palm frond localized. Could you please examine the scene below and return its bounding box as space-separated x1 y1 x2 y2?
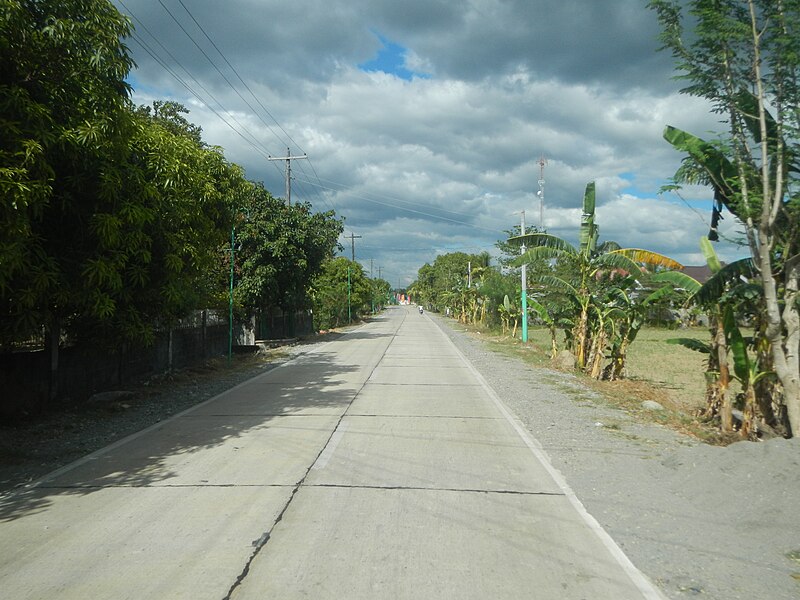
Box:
650 271 702 294
612 248 683 270
508 233 577 254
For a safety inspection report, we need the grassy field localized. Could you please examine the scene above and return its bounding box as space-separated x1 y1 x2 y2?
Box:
461 322 729 442
522 325 710 409
623 327 710 411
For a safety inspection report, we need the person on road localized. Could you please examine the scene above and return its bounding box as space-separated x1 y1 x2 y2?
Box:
418 305 424 315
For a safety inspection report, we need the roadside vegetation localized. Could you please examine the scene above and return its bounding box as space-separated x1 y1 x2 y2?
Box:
0 1 387 414
409 0 799 442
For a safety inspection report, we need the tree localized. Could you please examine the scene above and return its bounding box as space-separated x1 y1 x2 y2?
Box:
407 251 498 321
1 0 135 343
650 0 800 435
234 186 343 315
310 257 370 330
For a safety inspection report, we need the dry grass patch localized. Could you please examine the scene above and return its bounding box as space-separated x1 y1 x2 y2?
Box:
454 321 725 443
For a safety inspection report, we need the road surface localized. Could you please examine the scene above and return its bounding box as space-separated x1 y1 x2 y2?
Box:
0 305 665 599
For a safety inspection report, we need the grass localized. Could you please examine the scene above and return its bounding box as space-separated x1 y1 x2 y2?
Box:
455 321 727 443
623 327 709 411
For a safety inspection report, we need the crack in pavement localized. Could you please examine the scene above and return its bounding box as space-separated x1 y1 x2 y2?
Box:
305 482 565 496
222 314 407 600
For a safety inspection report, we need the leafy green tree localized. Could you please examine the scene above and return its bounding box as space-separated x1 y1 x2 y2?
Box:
0 1 252 352
650 0 800 435
234 185 343 315
1 0 135 343
369 277 392 311
408 251 497 321
310 257 370 330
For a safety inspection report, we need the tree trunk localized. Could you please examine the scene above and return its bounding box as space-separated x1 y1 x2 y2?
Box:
716 318 733 432
589 331 606 379
740 386 758 440
575 305 589 369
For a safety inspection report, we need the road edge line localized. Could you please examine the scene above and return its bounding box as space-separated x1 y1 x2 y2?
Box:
433 318 669 600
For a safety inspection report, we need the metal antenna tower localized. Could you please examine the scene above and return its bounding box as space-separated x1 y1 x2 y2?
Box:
537 155 547 229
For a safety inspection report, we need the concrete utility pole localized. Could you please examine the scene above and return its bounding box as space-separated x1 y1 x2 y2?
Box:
348 232 362 262
268 147 307 205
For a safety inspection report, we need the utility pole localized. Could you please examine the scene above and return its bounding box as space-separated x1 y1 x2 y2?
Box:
348 232 362 262
537 155 547 229
267 147 307 205
468 261 472 288
520 210 528 343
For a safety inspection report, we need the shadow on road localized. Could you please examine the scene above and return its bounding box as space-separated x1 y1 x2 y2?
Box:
0 352 359 522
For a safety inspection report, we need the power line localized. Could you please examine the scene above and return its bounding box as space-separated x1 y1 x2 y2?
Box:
119 0 323 207
169 0 332 211
296 177 506 234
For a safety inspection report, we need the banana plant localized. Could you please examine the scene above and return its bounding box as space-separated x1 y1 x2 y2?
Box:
659 237 768 435
511 181 682 374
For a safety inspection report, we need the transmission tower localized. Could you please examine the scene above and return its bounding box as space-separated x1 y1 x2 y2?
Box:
537 155 547 229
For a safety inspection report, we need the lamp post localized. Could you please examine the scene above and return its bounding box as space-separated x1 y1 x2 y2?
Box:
520 211 528 343
347 266 352 323
228 223 235 364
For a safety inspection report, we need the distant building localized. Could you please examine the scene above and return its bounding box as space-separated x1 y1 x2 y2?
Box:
679 264 721 284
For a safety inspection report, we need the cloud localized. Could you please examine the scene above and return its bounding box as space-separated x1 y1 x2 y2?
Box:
113 0 746 286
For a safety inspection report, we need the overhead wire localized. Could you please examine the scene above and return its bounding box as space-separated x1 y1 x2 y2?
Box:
296 177 507 234
168 0 332 210
118 1 284 177
117 0 505 269
125 33 272 162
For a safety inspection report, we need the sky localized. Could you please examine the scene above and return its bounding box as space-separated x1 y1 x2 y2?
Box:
112 0 747 288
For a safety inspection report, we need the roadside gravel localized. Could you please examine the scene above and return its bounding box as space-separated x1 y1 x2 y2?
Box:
433 314 800 600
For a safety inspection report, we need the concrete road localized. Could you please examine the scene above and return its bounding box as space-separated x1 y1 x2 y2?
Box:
0 306 665 599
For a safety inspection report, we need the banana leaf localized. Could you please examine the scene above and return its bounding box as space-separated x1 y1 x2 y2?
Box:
666 338 711 353
508 233 577 254
592 252 643 277
527 298 553 325
529 274 578 297
611 248 683 270
692 258 757 306
513 245 563 266
700 236 722 273
650 271 702 294
723 304 750 384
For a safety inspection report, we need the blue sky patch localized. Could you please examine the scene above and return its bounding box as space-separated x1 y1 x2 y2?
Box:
359 32 430 81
